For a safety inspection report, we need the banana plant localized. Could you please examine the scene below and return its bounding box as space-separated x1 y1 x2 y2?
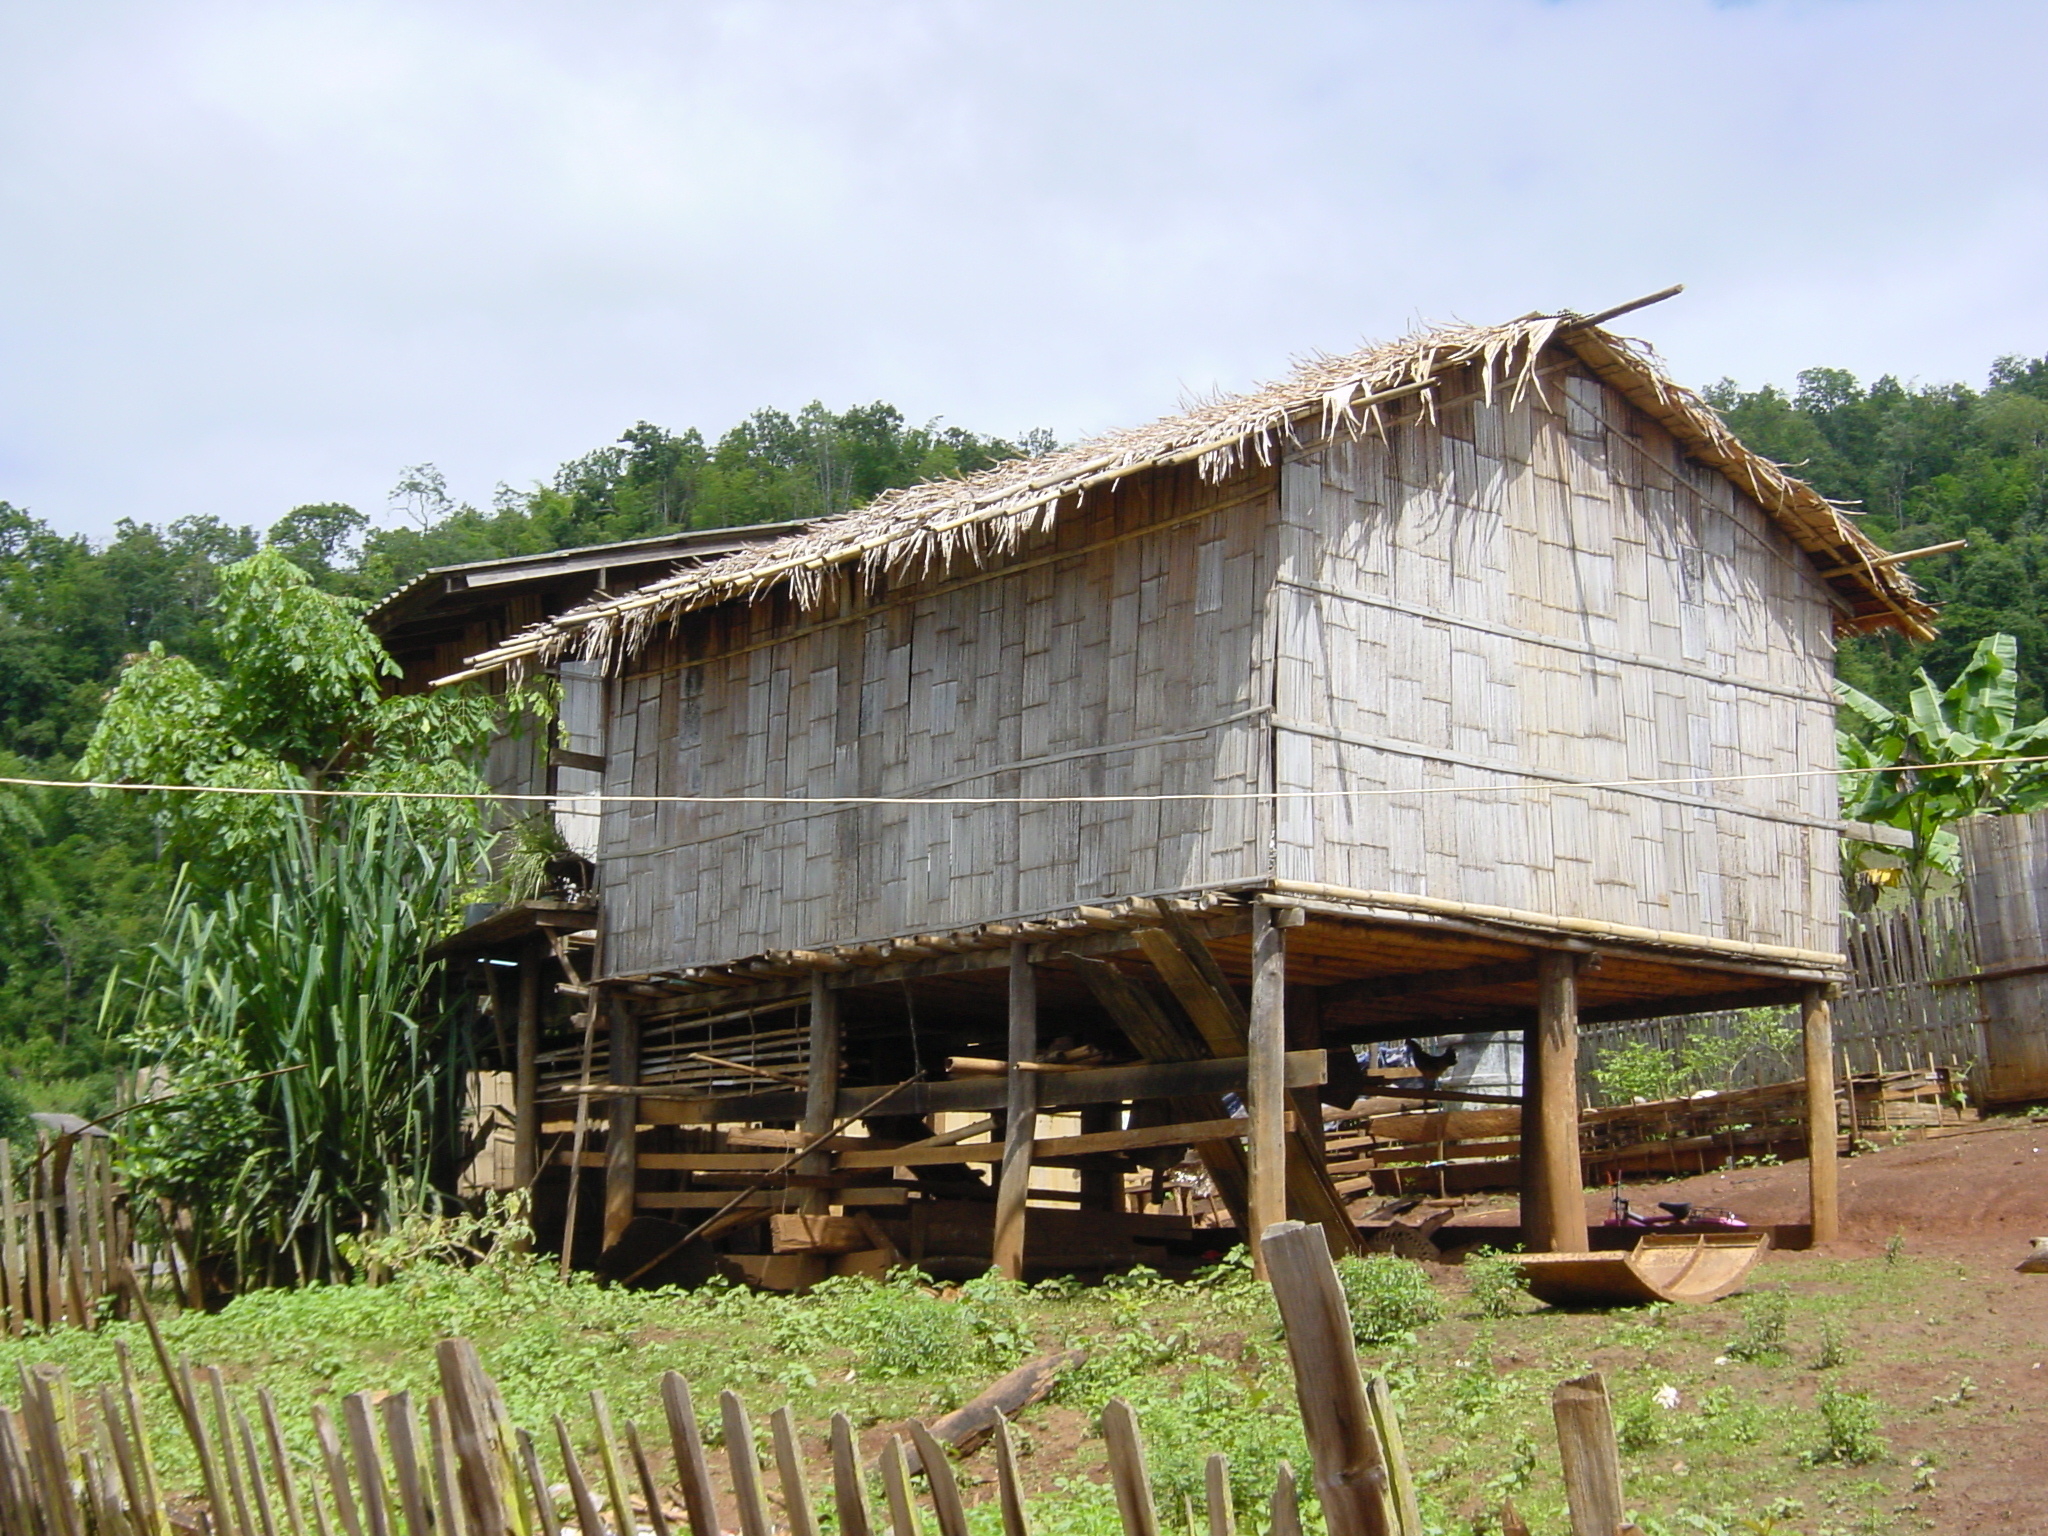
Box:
1837 633 2048 899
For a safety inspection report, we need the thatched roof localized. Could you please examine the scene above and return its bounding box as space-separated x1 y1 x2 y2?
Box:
439 306 1935 686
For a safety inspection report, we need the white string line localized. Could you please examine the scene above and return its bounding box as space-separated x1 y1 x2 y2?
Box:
0 753 2037 807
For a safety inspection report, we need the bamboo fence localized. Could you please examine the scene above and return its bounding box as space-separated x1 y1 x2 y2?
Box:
0 1135 136 1337
0 1223 1641 1536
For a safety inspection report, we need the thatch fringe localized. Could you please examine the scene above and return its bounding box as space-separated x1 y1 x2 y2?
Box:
439 310 1933 686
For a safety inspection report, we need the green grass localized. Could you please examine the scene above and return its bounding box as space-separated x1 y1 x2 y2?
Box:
0 1247 1973 1536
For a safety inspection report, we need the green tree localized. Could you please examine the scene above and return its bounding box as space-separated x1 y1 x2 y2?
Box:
81 547 523 865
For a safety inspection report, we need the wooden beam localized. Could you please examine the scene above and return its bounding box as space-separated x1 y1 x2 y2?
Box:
992 945 1037 1281
1135 915 1356 1254
1321 958 1541 1013
798 976 841 1217
833 1115 1283 1170
1067 952 1254 1234
1803 985 1840 1245
1531 952 1586 1253
614 1050 1329 1124
1248 905 1288 1272
602 995 641 1252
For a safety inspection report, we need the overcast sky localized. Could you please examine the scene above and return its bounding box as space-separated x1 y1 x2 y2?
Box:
3 0 2044 542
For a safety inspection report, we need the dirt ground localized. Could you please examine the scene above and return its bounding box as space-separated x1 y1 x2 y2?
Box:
1491 1115 2048 1532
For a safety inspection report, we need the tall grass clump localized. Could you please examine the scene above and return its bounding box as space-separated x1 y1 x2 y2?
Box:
111 803 485 1293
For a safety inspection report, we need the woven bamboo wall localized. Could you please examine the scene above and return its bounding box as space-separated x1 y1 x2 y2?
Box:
599 358 1844 976
600 465 1276 975
1271 361 1840 953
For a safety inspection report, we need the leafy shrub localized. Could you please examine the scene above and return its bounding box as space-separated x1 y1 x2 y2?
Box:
1725 1290 1790 1361
0 1077 31 1145
1462 1248 1530 1318
771 1269 1029 1380
1809 1386 1887 1465
1335 1255 1444 1344
1612 1391 1668 1454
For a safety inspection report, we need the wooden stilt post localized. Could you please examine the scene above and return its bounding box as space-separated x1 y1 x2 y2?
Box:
1077 1105 1120 1211
1802 984 1840 1246
1533 951 1586 1253
799 976 842 1217
1518 1019 1548 1253
993 943 1038 1281
602 994 641 1251
513 943 541 1195
1248 904 1289 1274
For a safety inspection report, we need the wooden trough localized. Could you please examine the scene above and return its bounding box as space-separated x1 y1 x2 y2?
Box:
1513 1230 1770 1306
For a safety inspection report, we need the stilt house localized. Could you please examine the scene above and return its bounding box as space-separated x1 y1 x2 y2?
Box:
422 300 1935 1281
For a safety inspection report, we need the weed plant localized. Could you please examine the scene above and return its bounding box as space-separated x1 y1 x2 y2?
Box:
1809 1386 1887 1465
1333 1255 1444 1344
1461 1248 1530 1319
1724 1290 1790 1362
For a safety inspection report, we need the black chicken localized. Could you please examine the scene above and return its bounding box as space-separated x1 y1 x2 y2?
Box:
1406 1038 1457 1078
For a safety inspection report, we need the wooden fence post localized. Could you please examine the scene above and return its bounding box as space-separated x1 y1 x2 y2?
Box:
1551 1373 1627 1536
1259 1220 1393 1536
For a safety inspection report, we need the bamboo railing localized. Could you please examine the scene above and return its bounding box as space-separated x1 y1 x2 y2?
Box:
0 1223 1643 1536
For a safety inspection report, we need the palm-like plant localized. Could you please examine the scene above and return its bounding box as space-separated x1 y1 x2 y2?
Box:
1838 633 2048 899
112 803 487 1292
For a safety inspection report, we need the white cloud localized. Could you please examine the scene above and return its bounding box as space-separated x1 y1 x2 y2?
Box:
2 0 2044 539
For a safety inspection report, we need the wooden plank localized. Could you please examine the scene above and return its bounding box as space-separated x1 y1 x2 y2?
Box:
770 1215 868 1255
1260 1221 1393 1536
660 1373 723 1536
829 1414 874 1536
833 1116 1271 1171
636 1188 908 1210
630 1049 1327 1122
720 1392 772 1536
1100 1401 1160 1536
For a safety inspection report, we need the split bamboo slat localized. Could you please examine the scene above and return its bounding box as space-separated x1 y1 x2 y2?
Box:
0 1135 138 1335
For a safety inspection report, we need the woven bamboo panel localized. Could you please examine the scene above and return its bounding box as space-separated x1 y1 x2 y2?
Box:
1271 362 1840 954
